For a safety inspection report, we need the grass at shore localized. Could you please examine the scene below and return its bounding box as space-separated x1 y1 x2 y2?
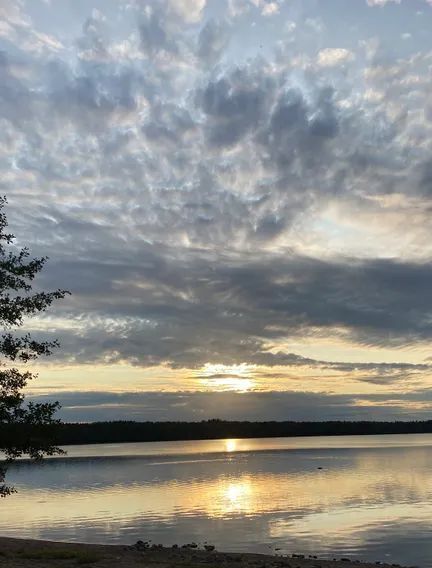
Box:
0 537 406 568
14 547 104 564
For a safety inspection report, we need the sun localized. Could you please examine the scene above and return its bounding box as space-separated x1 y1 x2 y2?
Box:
195 363 256 392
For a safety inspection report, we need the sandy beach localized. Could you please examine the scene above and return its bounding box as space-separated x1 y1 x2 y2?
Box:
0 537 406 568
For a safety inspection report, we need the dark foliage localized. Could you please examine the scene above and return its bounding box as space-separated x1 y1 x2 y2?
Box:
0 196 69 496
53 418 432 446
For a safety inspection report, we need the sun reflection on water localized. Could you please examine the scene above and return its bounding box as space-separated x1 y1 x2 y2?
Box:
220 478 254 515
6 440 432 567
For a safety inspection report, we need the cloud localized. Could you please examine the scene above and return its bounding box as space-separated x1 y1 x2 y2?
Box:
29 389 432 422
366 0 401 6
0 0 63 54
28 251 432 373
197 19 230 65
261 2 280 16
139 11 179 57
197 65 272 147
2 0 432 419
366 0 432 7
169 0 206 22
317 48 354 67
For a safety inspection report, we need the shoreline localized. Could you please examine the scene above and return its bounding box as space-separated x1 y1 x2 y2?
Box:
55 421 432 447
0 537 407 568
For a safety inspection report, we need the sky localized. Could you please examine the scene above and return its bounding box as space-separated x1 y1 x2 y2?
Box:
2 0 432 422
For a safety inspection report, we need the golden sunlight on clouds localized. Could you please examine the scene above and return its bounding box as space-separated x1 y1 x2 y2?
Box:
300 200 432 261
199 376 256 392
266 332 432 365
198 363 256 378
25 356 432 408
194 363 256 392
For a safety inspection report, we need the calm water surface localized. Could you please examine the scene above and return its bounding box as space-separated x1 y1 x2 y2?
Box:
1 434 432 567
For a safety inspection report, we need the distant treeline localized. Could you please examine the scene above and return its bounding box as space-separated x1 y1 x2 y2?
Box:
50 419 432 445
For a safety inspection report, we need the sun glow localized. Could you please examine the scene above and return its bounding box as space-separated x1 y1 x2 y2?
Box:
195 363 256 392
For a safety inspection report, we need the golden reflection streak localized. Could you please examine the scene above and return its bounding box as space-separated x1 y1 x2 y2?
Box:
225 439 237 452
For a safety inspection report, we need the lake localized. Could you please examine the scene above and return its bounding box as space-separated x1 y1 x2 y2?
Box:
1 434 432 567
